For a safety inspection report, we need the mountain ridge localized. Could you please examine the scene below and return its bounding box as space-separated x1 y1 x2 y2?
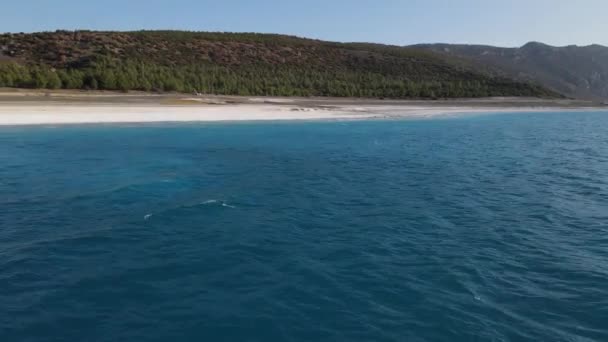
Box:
413 42 608 100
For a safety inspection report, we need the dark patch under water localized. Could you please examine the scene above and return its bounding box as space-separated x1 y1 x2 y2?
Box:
1 112 608 342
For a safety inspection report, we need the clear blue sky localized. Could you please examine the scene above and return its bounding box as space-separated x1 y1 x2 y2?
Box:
2 0 607 47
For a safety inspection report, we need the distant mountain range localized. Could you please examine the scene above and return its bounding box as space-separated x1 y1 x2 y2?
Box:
414 42 608 100
0 30 606 101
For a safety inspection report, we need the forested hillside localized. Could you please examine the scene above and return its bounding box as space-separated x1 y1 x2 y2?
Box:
0 30 558 98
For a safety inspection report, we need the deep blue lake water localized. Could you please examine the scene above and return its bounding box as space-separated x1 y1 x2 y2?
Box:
1 112 608 342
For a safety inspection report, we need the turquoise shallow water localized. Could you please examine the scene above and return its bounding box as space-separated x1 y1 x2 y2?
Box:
1 112 608 341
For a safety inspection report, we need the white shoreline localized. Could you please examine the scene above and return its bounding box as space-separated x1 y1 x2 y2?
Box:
0 103 603 126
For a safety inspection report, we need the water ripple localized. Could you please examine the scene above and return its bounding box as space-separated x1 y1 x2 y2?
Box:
1 113 608 341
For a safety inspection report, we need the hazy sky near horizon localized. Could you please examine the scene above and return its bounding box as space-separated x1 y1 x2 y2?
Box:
2 0 607 47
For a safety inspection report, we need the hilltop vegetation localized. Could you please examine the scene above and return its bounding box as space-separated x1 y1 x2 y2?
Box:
0 30 557 98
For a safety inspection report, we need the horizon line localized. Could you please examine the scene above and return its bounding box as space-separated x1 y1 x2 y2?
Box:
1 29 606 49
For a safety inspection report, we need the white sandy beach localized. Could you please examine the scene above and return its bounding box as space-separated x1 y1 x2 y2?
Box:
0 104 375 125
0 102 602 126
1 89 605 125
